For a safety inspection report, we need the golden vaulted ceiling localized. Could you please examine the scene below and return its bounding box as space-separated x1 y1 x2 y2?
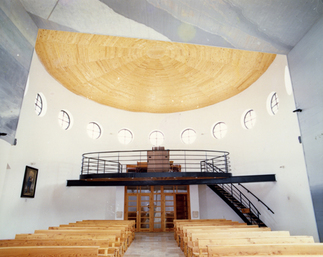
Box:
35 29 276 113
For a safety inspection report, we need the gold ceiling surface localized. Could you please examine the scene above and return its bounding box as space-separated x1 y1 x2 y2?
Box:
35 29 276 113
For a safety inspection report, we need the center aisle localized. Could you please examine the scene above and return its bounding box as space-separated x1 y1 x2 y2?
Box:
124 232 185 257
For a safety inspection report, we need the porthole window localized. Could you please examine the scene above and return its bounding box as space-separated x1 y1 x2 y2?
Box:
58 110 72 130
34 93 43 116
242 109 256 129
149 130 165 146
118 129 133 145
181 128 196 144
284 65 293 95
267 92 279 115
34 93 47 117
212 122 227 139
87 122 102 139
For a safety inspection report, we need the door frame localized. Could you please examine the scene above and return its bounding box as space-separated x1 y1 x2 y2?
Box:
124 185 191 232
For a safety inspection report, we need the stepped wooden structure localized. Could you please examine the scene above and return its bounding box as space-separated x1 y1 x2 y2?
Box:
174 219 323 257
0 220 135 257
1 218 323 256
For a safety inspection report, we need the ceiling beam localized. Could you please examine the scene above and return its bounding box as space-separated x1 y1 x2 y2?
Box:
66 174 276 187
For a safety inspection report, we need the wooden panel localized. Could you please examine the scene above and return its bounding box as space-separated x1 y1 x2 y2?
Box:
35 29 276 113
147 150 170 172
124 186 189 232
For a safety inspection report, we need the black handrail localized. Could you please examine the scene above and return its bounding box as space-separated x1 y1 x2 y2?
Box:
81 149 230 175
238 183 275 214
217 183 261 224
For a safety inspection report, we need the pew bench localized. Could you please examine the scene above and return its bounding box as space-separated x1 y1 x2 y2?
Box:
207 243 323 256
175 220 242 244
0 246 99 257
15 233 123 257
0 239 116 257
182 226 271 253
48 226 133 248
190 236 315 257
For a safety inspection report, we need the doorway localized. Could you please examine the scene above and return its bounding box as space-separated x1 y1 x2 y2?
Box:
124 185 190 232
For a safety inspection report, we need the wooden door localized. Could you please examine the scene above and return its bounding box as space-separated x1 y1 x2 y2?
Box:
164 193 175 231
152 186 162 232
125 185 190 232
138 193 151 231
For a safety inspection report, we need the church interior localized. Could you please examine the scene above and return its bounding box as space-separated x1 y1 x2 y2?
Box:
0 0 323 255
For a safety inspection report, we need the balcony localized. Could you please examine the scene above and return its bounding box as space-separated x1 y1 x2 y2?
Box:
67 148 275 187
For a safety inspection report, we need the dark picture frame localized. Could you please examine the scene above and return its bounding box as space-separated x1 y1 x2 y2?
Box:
20 166 38 198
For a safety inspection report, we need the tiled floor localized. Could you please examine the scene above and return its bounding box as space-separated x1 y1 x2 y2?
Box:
123 232 185 257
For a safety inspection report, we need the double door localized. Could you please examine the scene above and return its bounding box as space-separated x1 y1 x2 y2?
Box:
125 185 190 232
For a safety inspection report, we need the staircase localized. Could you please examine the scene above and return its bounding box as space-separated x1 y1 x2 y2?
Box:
207 184 267 227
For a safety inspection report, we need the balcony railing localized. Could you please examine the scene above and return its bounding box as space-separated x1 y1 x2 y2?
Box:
81 149 230 175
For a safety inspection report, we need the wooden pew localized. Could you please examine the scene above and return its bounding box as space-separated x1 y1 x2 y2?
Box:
1 220 134 257
207 243 323 256
62 223 134 241
191 236 315 257
0 246 99 257
0 239 116 257
181 224 260 246
174 219 235 241
176 220 244 246
15 233 123 257
48 226 133 248
74 220 135 241
182 226 271 253
187 230 292 257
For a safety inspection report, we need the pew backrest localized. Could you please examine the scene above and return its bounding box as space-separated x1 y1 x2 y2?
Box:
0 246 99 257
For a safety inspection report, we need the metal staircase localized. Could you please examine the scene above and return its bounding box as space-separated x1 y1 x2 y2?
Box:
208 184 271 227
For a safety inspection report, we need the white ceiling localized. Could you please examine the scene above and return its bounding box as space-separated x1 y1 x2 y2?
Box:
21 0 323 54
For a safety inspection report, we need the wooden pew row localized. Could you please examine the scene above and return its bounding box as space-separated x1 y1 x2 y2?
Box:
187 230 292 257
0 239 115 257
0 220 134 257
58 222 135 246
175 220 246 246
207 244 323 256
174 219 239 243
72 220 135 244
181 224 265 250
174 219 323 257
48 226 132 249
0 246 99 257
174 219 226 239
15 233 123 257
191 236 315 257
77 220 135 231
182 227 272 256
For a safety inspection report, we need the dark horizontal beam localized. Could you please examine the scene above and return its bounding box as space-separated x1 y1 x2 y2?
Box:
79 172 231 180
67 174 276 187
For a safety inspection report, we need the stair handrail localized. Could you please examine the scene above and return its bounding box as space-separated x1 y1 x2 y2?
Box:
217 183 261 224
201 155 229 173
238 183 275 214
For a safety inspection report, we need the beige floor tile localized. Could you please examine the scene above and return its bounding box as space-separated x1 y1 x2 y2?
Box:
124 232 185 257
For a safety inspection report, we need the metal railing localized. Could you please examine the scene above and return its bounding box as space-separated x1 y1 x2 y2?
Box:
238 183 275 214
216 183 261 224
81 149 230 175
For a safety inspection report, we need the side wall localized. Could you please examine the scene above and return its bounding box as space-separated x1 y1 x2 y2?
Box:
287 16 323 241
0 52 319 241
0 1 38 144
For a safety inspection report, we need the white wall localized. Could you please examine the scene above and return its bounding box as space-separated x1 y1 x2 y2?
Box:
0 52 318 241
189 185 200 219
287 16 323 241
196 54 319 241
198 184 244 222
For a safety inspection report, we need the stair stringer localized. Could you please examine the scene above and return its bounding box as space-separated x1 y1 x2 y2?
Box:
207 184 267 227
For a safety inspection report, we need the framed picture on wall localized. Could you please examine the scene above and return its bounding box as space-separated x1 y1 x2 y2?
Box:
20 166 38 198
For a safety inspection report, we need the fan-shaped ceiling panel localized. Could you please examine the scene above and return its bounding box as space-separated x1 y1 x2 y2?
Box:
35 29 276 113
